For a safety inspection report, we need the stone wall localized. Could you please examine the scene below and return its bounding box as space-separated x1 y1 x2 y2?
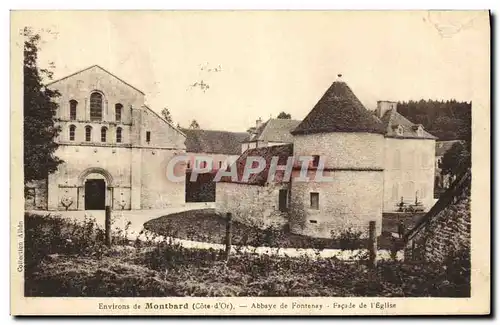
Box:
216 182 289 229
289 170 383 238
290 132 385 238
405 171 471 263
50 65 145 123
293 132 385 170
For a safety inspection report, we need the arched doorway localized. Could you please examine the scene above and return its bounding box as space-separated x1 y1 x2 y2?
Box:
78 168 114 210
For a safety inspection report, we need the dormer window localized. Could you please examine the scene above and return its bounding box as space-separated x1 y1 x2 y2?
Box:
412 124 424 136
393 124 403 136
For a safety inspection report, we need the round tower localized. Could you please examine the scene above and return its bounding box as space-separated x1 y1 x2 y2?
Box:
288 77 386 238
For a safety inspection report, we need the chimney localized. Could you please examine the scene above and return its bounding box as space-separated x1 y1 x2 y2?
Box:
376 100 397 118
255 117 263 129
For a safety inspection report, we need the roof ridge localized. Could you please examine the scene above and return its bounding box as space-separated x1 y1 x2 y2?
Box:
291 80 386 135
143 105 186 137
46 64 145 95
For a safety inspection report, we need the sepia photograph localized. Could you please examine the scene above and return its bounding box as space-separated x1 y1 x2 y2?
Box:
10 10 490 315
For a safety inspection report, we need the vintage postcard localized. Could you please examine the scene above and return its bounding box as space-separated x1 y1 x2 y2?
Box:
10 10 490 316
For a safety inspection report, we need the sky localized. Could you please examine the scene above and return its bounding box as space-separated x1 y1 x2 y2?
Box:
12 11 489 132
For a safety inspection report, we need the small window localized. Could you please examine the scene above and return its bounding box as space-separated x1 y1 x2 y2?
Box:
218 161 223 169
101 127 107 142
116 127 122 143
90 92 103 121
69 125 76 141
393 149 401 169
312 155 320 167
146 131 151 143
187 161 191 169
85 125 92 142
310 192 319 210
69 100 78 120
115 103 123 122
279 189 288 212
200 161 207 169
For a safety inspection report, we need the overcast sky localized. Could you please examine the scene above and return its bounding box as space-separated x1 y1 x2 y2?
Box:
12 11 489 132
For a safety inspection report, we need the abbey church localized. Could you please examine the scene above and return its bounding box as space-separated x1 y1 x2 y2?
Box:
25 65 187 211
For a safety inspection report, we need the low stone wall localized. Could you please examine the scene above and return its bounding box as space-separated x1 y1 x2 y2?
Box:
405 173 471 263
216 182 288 229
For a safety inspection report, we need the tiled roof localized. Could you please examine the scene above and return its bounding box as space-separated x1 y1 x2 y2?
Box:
220 144 293 186
291 81 386 135
435 140 465 156
380 109 437 140
245 119 301 143
182 129 248 155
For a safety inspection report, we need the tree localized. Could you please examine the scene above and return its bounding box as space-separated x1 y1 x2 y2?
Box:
277 111 292 119
189 119 200 129
161 107 173 124
23 27 62 183
439 141 471 177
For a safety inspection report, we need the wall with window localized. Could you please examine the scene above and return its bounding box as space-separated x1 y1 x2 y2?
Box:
216 182 289 229
288 132 384 238
57 120 131 145
135 107 186 149
289 170 383 238
383 138 436 212
292 132 385 170
50 65 144 124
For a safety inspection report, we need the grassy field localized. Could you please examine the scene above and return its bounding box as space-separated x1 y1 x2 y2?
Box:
143 209 424 250
24 213 470 297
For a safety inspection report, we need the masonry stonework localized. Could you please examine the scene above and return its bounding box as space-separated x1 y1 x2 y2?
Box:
25 65 186 211
405 172 471 263
216 182 289 229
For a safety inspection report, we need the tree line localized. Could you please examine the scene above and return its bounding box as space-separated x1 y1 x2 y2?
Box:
397 99 471 142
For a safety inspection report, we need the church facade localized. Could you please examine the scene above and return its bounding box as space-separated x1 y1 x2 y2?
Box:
24 65 187 211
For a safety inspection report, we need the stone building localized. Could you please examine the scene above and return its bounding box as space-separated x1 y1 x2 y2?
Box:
216 144 293 229
241 118 300 153
24 65 187 211
377 101 438 212
182 128 247 202
216 78 437 238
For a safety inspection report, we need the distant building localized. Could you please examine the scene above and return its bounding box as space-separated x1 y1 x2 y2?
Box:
182 129 247 202
377 101 438 212
183 129 247 171
241 118 301 153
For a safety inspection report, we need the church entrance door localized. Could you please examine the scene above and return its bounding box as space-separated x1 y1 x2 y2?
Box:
84 179 106 210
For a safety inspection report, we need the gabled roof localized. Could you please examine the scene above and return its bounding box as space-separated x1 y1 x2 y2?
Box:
143 105 186 138
245 118 301 143
291 81 386 135
380 109 437 140
46 65 145 95
182 129 248 155
435 140 465 156
220 144 293 186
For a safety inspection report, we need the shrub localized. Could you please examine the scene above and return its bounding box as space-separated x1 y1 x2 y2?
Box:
334 227 364 250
